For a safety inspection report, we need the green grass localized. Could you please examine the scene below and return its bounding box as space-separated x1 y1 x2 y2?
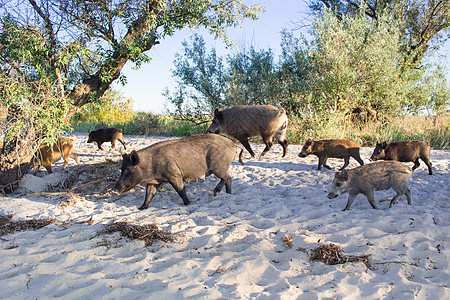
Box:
69 112 210 137
69 112 449 150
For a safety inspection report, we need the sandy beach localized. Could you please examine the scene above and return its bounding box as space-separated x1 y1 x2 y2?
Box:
1 133 449 299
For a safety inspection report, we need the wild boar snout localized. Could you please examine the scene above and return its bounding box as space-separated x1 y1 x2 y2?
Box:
327 192 339 199
298 152 307 158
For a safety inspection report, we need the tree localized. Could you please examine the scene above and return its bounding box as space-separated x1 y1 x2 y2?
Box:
308 0 450 72
165 34 281 115
164 34 228 115
227 46 280 106
0 0 262 190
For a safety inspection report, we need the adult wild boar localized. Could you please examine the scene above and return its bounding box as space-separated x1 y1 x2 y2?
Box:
298 139 364 171
87 128 127 151
370 141 432 175
114 134 243 210
327 161 412 211
205 105 288 159
33 137 79 174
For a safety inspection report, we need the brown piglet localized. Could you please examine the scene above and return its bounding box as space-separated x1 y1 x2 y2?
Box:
87 128 127 151
33 137 79 174
298 139 364 171
370 140 432 175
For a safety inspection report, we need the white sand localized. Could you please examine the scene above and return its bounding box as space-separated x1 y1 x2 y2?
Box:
1 133 449 299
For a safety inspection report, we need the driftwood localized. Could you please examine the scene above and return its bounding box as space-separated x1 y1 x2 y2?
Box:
27 177 115 197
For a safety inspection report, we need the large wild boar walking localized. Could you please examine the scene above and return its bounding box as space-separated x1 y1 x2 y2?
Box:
205 105 288 159
87 128 127 151
298 139 364 170
370 140 432 175
327 161 412 211
33 137 79 174
114 134 242 210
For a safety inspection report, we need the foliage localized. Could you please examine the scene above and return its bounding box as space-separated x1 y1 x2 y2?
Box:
71 89 134 127
165 34 282 114
307 0 450 71
226 46 280 106
163 34 228 115
70 112 210 137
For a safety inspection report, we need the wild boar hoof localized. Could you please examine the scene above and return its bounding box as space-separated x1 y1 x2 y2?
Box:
138 205 148 210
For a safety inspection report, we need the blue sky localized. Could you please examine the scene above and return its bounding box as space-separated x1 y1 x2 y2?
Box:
112 0 309 113
113 0 449 114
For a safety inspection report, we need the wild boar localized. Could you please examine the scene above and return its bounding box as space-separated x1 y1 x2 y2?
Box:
114 134 243 210
298 139 364 171
33 137 79 174
327 161 412 211
370 140 432 175
87 128 127 151
205 105 288 159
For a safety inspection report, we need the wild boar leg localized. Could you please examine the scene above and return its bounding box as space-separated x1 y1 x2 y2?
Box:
412 159 420 171
318 155 331 170
238 136 256 158
389 192 403 208
213 176 232 196
97 142 104 151
343 193 358 211
422 158 433 175
62 156 70 169
110 138 117 150
389 186 412 207
340 157 350 171
279 140 288 157
405 187 412 205
169 177 190 205
364 190 378 209
138 184 161 210
354 154 364 166
119 138 127 150
44 164 53 174
70 153 80 164
259 137 273 159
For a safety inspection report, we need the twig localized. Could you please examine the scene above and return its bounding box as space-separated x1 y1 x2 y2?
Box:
69 178 114 192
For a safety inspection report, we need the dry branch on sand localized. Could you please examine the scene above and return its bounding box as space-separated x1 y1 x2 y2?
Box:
100 221 174 246
310 243 373 270
0 215 56 236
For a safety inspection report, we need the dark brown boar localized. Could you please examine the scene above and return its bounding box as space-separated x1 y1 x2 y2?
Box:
298 139 364 171
87 128 127 151
327 161 412 211
370 141 432 175
114 134 243 210
205 105 288 159
33 137 79 174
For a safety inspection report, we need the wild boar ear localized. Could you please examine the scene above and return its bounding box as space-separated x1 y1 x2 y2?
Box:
336 170 348 181
214 109 223 122
382 141 387 148
130 150 140 166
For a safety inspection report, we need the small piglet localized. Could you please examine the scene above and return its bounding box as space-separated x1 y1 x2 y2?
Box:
114 134 242 210
87 128 127 151
298 139 364 170
33 137 79 174
205 105 288 159
327 161 412 211
370 140 432 175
